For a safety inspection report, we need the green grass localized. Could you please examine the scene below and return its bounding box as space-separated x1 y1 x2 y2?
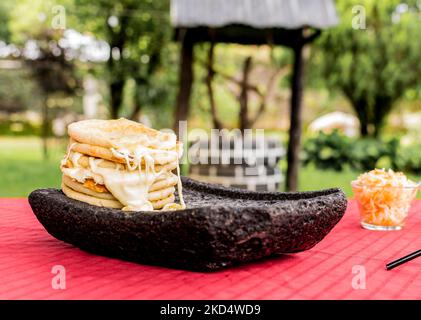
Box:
0 137 64 197
298 165 358 196
0 137 419 198
298 165 420 199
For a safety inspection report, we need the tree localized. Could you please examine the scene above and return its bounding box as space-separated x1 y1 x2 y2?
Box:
311 0 421 137
25 30 80 158
7 0 81 158
75 0 171 119
0 1 12 42
199 44 290 130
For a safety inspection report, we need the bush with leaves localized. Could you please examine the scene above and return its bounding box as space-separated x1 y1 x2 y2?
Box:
396 145 421 174
348 138 400 171
302 131 351 171
302 131 405 172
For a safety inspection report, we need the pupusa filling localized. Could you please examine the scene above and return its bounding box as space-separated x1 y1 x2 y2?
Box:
61 141 185 211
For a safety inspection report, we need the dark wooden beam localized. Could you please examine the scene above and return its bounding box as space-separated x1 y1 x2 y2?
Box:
285 28 321 191
303 29 321 44
205 41 223 130
174 25 304 47
286 40 304 191
239 56 252 131
174 30 194 134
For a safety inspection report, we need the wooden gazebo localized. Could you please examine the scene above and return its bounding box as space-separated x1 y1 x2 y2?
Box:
171 0 338 191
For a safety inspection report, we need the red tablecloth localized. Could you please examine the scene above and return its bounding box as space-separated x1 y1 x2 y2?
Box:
0 199 420 300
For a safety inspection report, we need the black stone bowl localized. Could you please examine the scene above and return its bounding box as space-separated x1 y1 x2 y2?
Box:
29 177 347 272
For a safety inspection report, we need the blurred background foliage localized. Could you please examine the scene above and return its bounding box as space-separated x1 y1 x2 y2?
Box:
309 0 421 137
303 130 421 174
0 0 420 196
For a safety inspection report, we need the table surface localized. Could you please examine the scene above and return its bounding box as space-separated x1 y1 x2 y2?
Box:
0 199 420 300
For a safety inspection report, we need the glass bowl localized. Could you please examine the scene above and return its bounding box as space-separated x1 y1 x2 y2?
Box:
351 182 419 231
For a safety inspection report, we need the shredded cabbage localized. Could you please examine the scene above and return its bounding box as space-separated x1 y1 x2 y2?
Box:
352 169 418 227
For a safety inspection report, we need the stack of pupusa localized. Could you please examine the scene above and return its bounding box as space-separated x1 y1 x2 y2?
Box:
60 118 185 211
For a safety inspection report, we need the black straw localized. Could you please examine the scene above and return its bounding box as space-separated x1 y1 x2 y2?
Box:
386 250 421 270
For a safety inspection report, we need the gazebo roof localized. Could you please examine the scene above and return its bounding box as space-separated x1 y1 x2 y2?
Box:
171 0 338 29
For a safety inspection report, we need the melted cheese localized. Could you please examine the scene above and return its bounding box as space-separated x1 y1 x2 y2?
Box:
61 140 186 212
89 157 155 211
60 142 77 168
61 150 105 185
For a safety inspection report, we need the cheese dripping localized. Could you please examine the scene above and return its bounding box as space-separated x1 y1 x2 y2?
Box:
61 142 186 211
61 145 106 185
109 145 186 211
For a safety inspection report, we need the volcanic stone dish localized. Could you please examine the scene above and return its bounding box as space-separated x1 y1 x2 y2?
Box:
29 177 347 272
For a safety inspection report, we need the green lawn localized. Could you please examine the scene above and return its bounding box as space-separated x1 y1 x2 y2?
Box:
0 137 419 198
0 137 64 197
298 165 420 199
298 165 357 196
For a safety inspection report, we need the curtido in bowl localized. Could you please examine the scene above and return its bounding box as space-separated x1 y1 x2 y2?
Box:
352 169 419 230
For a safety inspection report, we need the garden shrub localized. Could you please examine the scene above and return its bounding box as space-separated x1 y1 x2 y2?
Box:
348 138 399 171
395 145 421 174
302 130 420 174
302 130 351 171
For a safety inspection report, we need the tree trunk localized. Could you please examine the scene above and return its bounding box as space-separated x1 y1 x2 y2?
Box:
355 100 369 137
285 45 304 191
41 96 49 160
205 42 222 130
349 96 394 138
130 87 142 121
249 66 288 127
174 31 194 134
130 78 147 121
360 122 369 136
239 56 252 131
373 96 393 138
110 80 125 119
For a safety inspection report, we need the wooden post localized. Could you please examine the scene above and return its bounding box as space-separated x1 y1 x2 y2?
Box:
174 30 194 134
41 96 49 160
239 56 252 131
285 43 304 191
206 41 222 130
